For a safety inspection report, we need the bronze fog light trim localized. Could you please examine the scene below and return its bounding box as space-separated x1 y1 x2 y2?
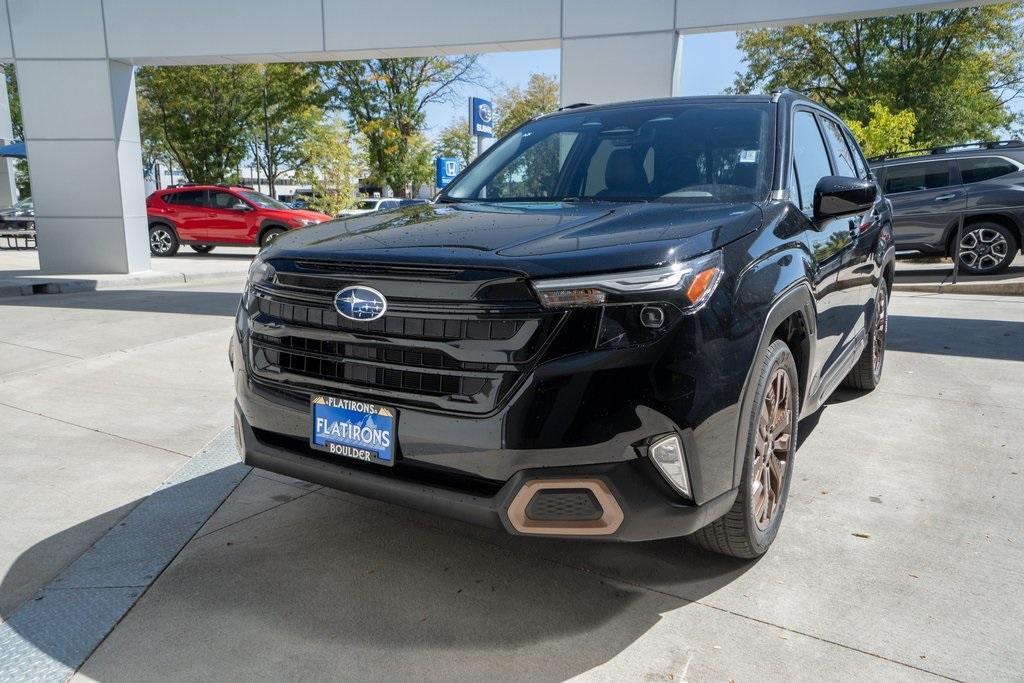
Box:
506 478 624 536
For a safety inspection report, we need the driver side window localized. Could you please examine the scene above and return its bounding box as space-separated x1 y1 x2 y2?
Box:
791 111 834 213
209 191 241 209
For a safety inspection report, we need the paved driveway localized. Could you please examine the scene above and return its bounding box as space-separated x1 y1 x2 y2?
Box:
1 286 1021 681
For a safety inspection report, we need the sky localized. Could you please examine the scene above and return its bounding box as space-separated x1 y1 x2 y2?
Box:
422 31 745 135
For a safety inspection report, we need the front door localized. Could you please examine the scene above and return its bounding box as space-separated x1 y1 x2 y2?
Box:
790 109 859 390
167 189 209 242
201 191 253 244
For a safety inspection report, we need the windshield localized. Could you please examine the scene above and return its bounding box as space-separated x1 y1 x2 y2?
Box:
444 102 773 203
241 191 291 210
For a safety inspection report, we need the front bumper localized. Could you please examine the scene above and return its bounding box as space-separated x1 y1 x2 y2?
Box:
234 404 738 542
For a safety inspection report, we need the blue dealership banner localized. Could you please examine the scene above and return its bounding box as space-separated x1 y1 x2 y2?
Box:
435 157 463 188
469 97 494 138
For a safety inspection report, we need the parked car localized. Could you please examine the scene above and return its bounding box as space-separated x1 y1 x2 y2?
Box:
146 185 332 256
0 196 34 231
232 91 894 558
870 141 1024 274
338 197 427 217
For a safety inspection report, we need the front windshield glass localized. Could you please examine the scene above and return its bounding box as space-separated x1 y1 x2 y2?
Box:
241 191 290 210
444 102 773 203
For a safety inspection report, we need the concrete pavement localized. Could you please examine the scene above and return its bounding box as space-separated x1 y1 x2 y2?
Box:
1 282 1022 681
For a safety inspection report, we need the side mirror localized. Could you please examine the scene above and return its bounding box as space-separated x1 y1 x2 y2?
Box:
230 201 250 211
813 176 877 220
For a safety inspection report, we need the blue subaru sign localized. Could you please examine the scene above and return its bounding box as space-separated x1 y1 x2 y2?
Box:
334 286 387 322
469 97 494 138
435 157 463 188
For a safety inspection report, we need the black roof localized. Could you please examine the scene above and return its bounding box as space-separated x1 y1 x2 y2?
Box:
869 140 1024 164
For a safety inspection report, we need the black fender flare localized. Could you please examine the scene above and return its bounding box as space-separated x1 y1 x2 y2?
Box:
257 221 288 245
730 281 817 489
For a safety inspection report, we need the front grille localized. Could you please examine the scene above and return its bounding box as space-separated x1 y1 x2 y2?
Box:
245 264 559 414
256 295 522 341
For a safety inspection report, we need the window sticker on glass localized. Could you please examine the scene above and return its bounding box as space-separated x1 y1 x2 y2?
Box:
740 150 759 163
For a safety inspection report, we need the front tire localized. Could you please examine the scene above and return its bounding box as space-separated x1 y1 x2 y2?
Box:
149 224 179 257
189 244 215 254
260 227 286 247
688 339 799 559
842 279 888 391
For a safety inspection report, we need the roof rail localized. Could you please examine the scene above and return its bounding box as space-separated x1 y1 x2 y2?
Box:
868 139 1024 163
769 87 808 102
558 102 592 111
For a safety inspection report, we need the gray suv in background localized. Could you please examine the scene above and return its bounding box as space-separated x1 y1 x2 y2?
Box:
870 141 1024 274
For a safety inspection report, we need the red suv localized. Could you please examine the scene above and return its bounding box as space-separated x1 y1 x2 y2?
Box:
146 185 332 256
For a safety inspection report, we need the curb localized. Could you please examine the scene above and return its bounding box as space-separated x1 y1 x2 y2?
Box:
0 270 246 299
893 281 1024 296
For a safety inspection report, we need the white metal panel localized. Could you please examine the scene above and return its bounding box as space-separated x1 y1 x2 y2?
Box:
675 0 1005 32
0 0 15 60
563 0 675 38
561 32 679 105
102 0 325 60
26 139 125 218
324 0 560 52
17 60 114 140
8 0 106 59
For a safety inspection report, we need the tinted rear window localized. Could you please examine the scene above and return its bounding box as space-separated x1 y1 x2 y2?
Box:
166 190 206 206
958 156 1018 184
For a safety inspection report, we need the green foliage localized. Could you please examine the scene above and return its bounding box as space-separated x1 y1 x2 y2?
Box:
295 120 360 216
3 65 29 197
434 118 474 166
321 57 480 196
847 103 918 157
247 63 326 198
494 73 559 138
733 4 1024 146
137 64 262 184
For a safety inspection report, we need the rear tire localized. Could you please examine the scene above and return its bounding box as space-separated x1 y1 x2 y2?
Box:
955 222 1016 275
842 279 888 391
189 244 215 254
260 227 286 247
149 224 179 257
688 339 799 559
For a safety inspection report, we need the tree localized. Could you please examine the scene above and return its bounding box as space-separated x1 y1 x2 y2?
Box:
295 120 361 216
137 64 261 184
846 103 918 157
320 57 481 196
733 4 1024 146
434 118 474 166
247 63 326 198
3 64 29 196
494 73 559 138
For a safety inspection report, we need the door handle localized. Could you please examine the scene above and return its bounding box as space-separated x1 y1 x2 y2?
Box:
934 193 957 202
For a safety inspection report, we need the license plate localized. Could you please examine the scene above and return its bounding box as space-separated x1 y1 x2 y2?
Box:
310 395 397 467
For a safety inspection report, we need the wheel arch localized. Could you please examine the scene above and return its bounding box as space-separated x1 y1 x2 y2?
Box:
257 221 289 245
730 282 817 490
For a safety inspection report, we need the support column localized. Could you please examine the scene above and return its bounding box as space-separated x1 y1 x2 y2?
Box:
0 74 18 206
17 58 150 274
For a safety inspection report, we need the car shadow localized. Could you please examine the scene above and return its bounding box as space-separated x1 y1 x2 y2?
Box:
0 466 758 679
0 289 243 317
887 314 1024 362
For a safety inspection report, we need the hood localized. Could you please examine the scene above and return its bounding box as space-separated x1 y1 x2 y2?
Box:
264 208 332 222
266 201 762 278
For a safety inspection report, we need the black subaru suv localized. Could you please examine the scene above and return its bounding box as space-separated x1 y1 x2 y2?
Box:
870 141 1024 274
231 91 894 558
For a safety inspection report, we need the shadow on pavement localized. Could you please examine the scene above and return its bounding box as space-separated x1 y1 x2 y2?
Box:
887 314 1024 362
0 465 758 679
0 289 243 317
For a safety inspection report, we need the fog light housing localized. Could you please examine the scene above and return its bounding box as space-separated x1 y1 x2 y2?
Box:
649 434 691 499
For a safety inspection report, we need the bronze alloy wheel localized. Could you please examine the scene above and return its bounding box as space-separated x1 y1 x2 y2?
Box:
752 367 793 530
872 286 888 377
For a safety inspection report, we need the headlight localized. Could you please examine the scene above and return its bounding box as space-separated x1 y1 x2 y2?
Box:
292 218 317 227
247 257 276 286
532 250 723 312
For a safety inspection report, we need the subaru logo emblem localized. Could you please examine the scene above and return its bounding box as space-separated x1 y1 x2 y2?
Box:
334 286 387 322
478 103 492 124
